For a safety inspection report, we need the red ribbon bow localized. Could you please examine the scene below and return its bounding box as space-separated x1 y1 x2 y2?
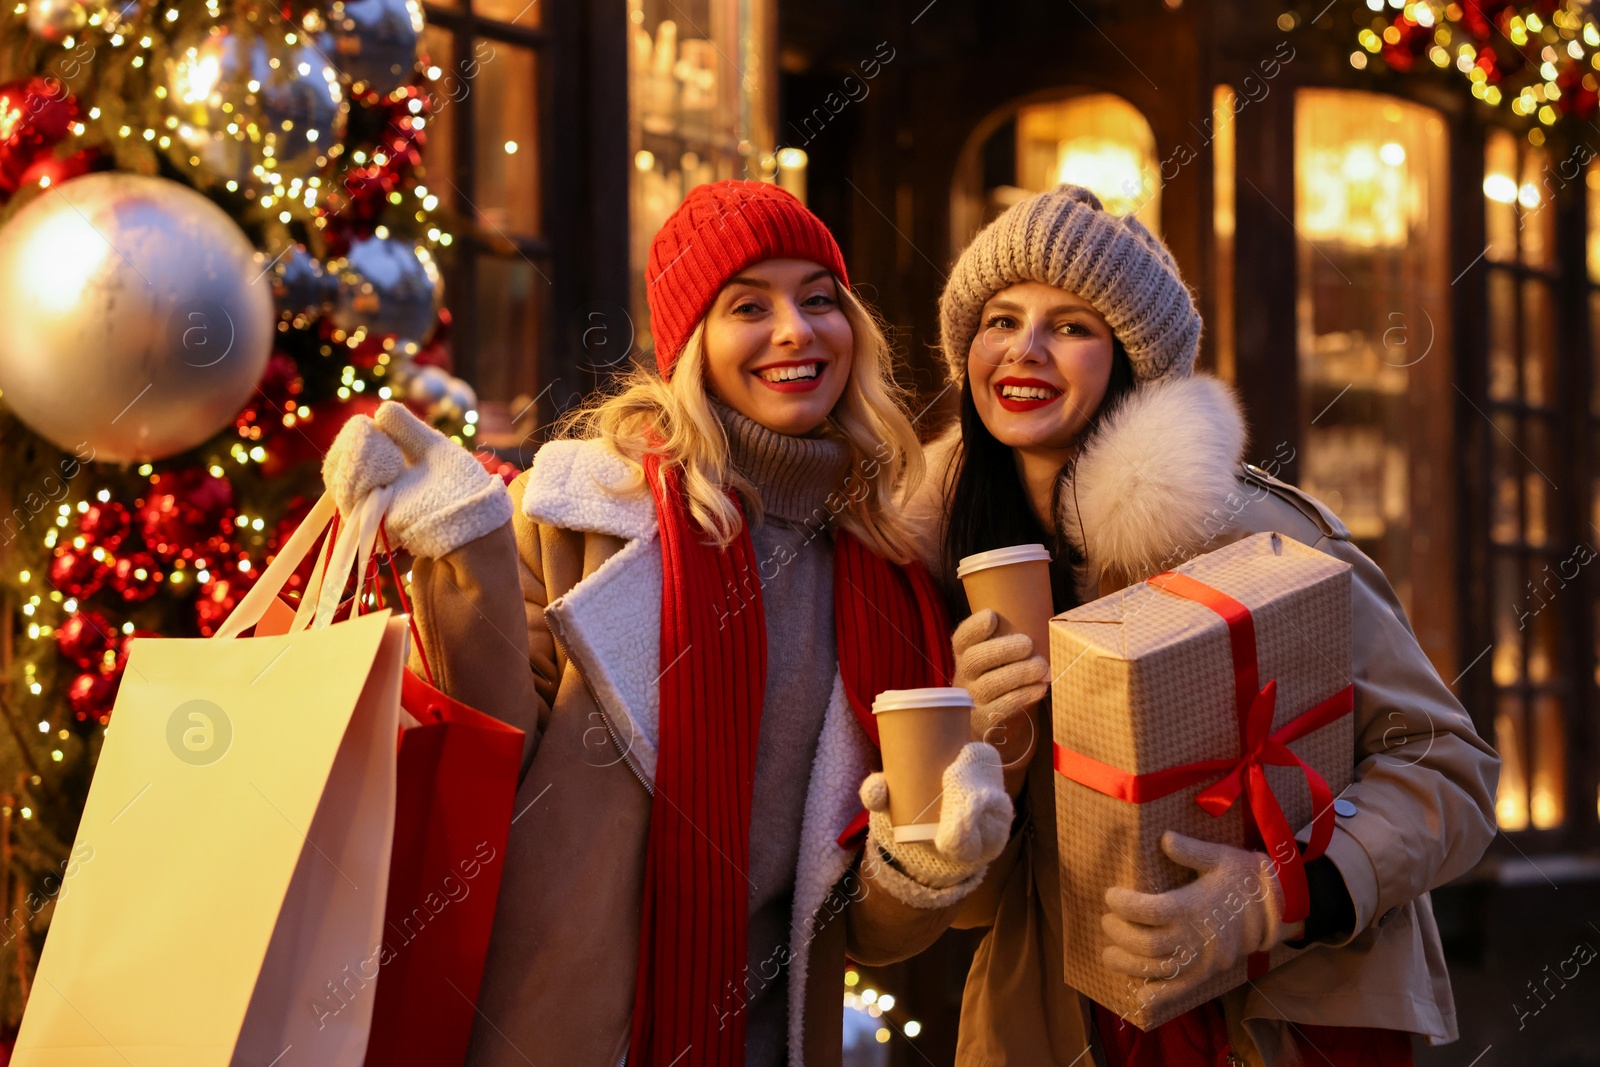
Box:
1053 570 1353 926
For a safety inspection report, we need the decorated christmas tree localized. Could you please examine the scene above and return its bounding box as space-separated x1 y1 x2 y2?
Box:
0 0 506 1035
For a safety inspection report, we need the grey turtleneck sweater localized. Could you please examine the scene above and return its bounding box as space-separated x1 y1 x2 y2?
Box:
712 402 848 1067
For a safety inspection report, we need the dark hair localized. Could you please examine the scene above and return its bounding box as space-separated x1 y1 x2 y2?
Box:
941 337 1138 615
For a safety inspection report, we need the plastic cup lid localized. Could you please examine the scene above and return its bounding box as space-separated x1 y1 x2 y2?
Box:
871 687 975 713
956 543 1053 578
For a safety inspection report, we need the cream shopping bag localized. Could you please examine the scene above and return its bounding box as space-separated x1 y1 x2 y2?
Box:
15 491 405 1067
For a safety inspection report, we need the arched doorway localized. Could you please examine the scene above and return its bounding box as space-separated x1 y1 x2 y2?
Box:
950 90 1162 254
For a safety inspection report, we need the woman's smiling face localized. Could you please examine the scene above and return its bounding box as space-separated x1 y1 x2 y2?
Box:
966 281 1115 453
700 257 854 437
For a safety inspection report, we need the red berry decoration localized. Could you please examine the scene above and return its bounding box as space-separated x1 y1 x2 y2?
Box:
108 551 164 603
55 610 116 669
138 468 235 562
77 500 132 552
67 670 119 725
49 546 109 598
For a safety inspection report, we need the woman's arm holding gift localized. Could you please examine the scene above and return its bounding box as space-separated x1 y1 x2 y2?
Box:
1306 537 1500 944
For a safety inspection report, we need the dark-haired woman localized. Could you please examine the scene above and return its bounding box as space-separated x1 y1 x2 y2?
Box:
905 184 1499 1066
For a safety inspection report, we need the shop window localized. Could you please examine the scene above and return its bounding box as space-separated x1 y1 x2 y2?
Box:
1292 90 1453 668
1483 128 1566 832
421 1 548 407
628 0 779 356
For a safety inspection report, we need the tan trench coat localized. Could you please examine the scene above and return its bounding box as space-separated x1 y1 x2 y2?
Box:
402 436 966 1067
898 374 1500 1067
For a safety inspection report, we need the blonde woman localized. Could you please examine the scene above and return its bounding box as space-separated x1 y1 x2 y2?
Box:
321 180 1013 1067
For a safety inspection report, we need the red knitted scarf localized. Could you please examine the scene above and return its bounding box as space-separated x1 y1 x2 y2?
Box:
628 451 952 1067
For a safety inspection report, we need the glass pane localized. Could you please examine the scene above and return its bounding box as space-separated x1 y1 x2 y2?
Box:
1494 692 1529 830
1294 89 1451 629
1014 93 1162 233
473 253 547 402
474 0 541 26
1520 144 1555 271
1526 558 1561 682
1490 412 1521 544
1492 554 1523 684
1523 418 1554 547
1213 85 1236 383
1484 128 1519 263
420 25 457 208
628 0 777 353
1592 291 1600 417
1487 270 1517 402
1531 692 1566 829
1589 160 1600 284
473 43 541 235
1521 279 1556 408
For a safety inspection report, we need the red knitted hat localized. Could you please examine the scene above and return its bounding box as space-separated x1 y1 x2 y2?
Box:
645 180 850 375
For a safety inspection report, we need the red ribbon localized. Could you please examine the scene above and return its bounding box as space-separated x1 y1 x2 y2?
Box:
1053 570 1353 926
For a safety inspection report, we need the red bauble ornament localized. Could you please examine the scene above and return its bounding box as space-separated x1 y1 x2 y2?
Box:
55 610 116 669
77 500 132 552
259 393 381 476
475 450 520 486
0 78 79 195
67 670 119 724
108 551 164 603
138 468 235 562
195 560 260 637
235 350 305 442
49 546 108 598
18 146 103 190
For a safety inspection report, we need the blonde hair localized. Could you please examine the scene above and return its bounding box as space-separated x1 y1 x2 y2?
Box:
561 286 926 562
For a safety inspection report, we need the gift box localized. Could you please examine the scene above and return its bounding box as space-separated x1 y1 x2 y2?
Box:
1049 531 1355 1029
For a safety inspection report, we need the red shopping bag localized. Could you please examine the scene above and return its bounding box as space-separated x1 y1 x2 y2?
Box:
260 514 524 1067
361 528 524 1067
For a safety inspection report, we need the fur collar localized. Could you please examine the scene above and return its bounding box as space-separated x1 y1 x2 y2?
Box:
519 438 658 541
913 374 1249 595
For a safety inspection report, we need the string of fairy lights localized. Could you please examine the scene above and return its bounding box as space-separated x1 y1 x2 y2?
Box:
1342 0 1600 144
843 967 924 1051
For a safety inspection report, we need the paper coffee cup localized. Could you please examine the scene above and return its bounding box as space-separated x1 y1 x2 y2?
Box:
957 544 1054 665
871 687 975 843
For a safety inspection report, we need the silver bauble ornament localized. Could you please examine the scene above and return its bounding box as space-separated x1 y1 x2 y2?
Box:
164 20 347 192
0 173 274 463
329 234 441 348
26 0 86 41
322 0 424 96
272 243 336 318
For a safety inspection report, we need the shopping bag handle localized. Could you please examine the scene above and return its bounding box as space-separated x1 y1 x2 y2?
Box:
213 486 392 639
213 493 337 639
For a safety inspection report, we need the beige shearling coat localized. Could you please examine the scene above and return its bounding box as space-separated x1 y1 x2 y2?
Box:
899 374 1499 1067
402 437 969 1067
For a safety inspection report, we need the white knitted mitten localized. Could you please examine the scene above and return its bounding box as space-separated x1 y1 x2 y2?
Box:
859 742 1012 909
321 401 512 559
1100 831 1301 1011
953 609 1049 741
323 415 406 518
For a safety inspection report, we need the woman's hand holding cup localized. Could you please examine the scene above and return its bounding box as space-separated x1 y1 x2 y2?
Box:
953 608 1049 777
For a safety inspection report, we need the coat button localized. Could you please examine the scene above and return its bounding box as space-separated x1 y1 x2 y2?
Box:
1334 798 1357 818
1379 907 1397 926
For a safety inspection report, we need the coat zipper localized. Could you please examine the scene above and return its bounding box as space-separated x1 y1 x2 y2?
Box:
543 603 655 796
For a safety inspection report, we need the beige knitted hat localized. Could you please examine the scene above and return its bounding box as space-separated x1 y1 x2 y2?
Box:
939 184 1202 384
